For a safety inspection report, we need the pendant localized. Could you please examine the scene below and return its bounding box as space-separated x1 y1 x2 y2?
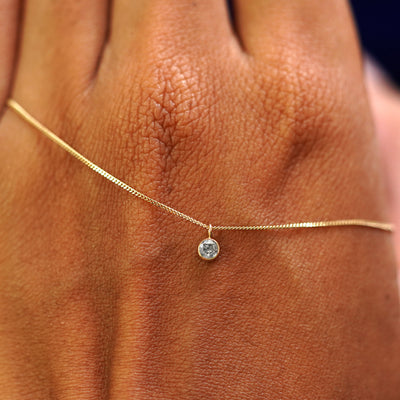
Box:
198 225 220 261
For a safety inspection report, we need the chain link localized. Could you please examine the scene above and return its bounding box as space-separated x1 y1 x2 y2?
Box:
7 99 394 234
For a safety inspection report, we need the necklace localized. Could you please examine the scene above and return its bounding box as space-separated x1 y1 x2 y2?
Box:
6 99 394 261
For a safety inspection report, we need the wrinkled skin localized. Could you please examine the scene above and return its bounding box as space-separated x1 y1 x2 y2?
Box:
0 1 399 399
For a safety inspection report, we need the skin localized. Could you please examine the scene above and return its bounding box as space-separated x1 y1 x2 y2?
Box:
0 0 399 399
366 59 400 267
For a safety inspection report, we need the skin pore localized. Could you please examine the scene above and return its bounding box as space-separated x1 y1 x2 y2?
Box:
0 1 399 399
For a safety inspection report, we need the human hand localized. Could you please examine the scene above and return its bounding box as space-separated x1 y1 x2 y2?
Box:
366 58 400 271
1 1 399 398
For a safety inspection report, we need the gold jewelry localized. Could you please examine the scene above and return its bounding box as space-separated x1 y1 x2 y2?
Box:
7 99 394 261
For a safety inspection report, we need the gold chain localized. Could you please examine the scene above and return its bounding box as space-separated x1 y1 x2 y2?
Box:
6 99 394 235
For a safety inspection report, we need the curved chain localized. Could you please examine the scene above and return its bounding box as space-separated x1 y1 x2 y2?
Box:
212 220 394 231
7 99 394 234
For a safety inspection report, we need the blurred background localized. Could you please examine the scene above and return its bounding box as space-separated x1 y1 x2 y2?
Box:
351 0 400 87
350 0 400 266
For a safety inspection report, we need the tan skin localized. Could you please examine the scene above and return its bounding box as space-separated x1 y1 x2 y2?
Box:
0 0 399 399
367 61 400 265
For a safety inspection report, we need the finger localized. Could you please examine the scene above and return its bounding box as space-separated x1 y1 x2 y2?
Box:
232 0 360 62
109 0 236 59
0 0 20 111
13 0 109 102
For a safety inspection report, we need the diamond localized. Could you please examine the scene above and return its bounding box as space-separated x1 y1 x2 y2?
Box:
198 238 220 261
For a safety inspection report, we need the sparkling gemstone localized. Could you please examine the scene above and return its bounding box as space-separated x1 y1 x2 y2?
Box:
198 238 220 260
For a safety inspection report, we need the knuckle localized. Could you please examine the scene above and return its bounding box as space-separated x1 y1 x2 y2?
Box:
140 57 211 141
250 52 358 161
113 57 216 183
